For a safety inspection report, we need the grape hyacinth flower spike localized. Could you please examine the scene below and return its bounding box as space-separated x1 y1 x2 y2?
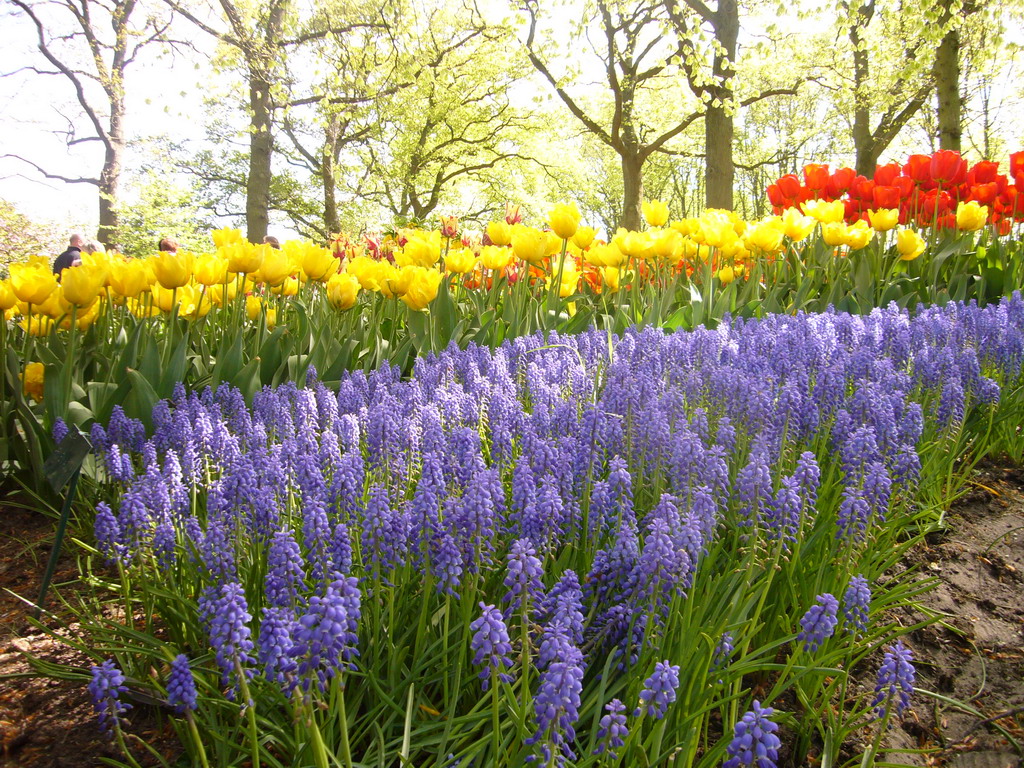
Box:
469 602 515 691
723 700 781 768
872 639 915 721
89 659 131 738
593 699 628 759
167 654 198 714
634 660 680 719
797 593 839 653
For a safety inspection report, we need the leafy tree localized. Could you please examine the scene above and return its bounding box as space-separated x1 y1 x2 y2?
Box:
0 198 66 267
115 167 214 257
4 0 177 247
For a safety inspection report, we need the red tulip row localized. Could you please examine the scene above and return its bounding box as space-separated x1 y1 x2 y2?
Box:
767 150 1024 232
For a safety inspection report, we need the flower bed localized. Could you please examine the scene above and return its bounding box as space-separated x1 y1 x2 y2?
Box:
62 296 1024 767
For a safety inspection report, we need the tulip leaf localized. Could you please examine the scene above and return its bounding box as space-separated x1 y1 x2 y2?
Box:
212 330 244 386
125 368 160 431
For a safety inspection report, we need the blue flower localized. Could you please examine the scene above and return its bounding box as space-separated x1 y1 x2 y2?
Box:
88 659 131 737
723 700 780 768
469 602 514 691
593 699 628 758
635 660 679 719
843 575 871 633
167 654 198 714
798 593 839 653
872 640 915 720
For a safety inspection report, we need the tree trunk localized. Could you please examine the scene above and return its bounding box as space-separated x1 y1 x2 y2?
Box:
704 0 738 210
620 150 644 231
246 73 273 243
322 114 340 235
98 100 124 249
934 27 961 151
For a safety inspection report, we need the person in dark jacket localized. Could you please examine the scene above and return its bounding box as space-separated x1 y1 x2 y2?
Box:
53 233 85 276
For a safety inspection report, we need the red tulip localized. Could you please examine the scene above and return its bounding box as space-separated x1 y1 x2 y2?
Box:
996 217 1012 236
930 150 967 186
873 162 901 187
767 184 787 208
968 161 999 185
850 176 874 201
776 174 802 200
894 176 915 199
904 155 933 186
1009 151 1024 179
826 167 856 198
970 182 999 206
872 185 901 209
803 164 830 193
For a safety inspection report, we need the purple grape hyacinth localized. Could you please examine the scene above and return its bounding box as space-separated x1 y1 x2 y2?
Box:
843 575 871 633
723 700 781 768
798 593 839 653
872 639 915 720
593 698 628 758
88 659 131 737
167 654 198 714
634 660 680 719
469 602 514 691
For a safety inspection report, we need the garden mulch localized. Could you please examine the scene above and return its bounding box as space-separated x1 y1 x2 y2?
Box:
0 464 1021 768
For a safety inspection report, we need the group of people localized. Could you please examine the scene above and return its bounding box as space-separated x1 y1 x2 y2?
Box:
51 233 282 277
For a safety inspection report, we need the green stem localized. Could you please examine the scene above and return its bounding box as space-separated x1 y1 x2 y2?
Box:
186 711 211 768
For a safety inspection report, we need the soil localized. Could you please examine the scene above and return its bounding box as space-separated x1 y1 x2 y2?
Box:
0 465 1021 768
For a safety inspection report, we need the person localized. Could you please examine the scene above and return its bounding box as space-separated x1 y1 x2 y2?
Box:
158 237 179 254
53 233 85 275
84 240 105 254
263 235 281 249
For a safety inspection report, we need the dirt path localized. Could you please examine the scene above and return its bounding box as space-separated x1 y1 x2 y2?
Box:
0 466 1021 768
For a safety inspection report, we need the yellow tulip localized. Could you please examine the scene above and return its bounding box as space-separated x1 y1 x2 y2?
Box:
194 254 230 286
60 299 102 331
209 280 238 307
652 229 683 261
126 297 162 318
867 209 900 232
381 264 415 299
212 227 244 248
0 280 17 311
246 295 263 321
802 199 846 224
844 220 874 250
9 262 57 305
265 308 277 330
548 202 581 240
445 248 477 275
326 273 360 309
642 199 670 228
21 362 45 403
718 265 736 284
300 245 340 282
400 267 443 311
821 222 848 247
779 208 817 241
896 228 926 261
615 230 654 260
956 201 988 231
79 251 112 287
585 243 628 268
480 245 513 272
21 315 54 336
272 277 300 296
486 221 512 247
602 266 620 292
35 288 70 319
745 220 785 254
254 245 292 286
346 256 389 292
150 250 193 289
151 284 178 312
511 226 551 266
223 241 264 274
109 259 152 298
572 226 596 250
400 232 442 268
60 263 106 307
